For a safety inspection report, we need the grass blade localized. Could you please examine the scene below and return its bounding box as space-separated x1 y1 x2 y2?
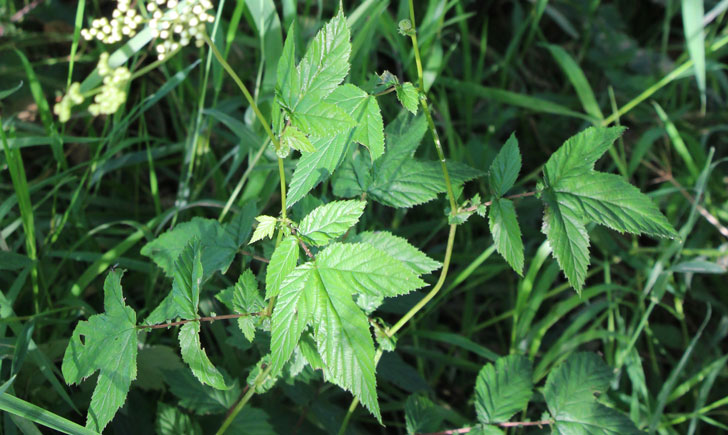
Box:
543 43 604 120
681 0 706 112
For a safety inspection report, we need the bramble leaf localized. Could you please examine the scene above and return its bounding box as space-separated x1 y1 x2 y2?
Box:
475 355 533 424
216 270 265 341
405 395 444 434
396 82 419 115
291 99 356 138
281 125 315 153
489 198 524 275
265 235 299 299
179 322 228 390
297 199 366 246
544 353 641 434
329 84 385 160
351 231 441 275
62 270 137 432
488 133 521 198
249 215 278 244
543 126 626 184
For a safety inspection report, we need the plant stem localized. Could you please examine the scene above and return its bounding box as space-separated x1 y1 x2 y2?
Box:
137 312 263 330
216 364 272 435
462 191 537 213
130 46 182 81
202 33 279 148
408 0 425 94
278 157 287 218
422 420 553 435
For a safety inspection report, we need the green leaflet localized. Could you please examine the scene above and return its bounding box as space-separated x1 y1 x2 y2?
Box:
62 270 137 433
140 212 254 280
265 235 300 299
216 270 265 341
405 395 445 434
144 240 228 389
475 355 533 424
489 199 524 276
351 231 441 275
544 353 641 434
156 403 202 435
291 99 356 138
249 215 278 244
298 199 366 246
276 21 299 113
329 84 385 160
488 133 521 198
396 82 419 115
281 125 315 153
540 126 677 291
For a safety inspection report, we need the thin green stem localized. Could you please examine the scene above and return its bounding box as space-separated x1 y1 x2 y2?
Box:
408 0 425 94
202 33 279 148
130 46 182 81
218 138 270 222
278 157 287 219
216 364 272 435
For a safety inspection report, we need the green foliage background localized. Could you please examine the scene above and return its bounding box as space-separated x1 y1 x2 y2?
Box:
1 0 727 434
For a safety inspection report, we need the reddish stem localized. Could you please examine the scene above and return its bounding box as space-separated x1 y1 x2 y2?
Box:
463 190 537 213
138 312 263 329
419 421 553 435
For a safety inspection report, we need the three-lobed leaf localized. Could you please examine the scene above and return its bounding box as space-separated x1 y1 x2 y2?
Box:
62 270 137 432
475 354 533 424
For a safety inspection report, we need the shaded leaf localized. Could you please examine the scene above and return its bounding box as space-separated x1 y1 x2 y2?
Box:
475 355 533 424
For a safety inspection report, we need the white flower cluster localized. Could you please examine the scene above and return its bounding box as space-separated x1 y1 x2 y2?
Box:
54 83 84 123
80 0 143 43
148 0 215 60
88 53 131 116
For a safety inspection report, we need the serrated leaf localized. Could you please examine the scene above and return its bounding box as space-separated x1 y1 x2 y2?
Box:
351 231 441 275
328 84 385 160
265 236 300 299
396 82 419 115
249 215 278 244
224 202 257 246
62 270 137 432
310 267 381 421
276 22 299 111
287 131 351 206
545 353 641 434
553 173 678 238
316 242 427 298
141 217 241 280
216 270 265 341
489 199 524 275
270 263 317 376
281 125 315 153
368 160 483 208
475 355 533 424
543 126 625 185
405 395 444 434
227 407 276 435
541 190 591 292
179 322 228 390
332 147 372 198
164 369 240 414
291 99 356 138
488 133 521 197
298 200 365 246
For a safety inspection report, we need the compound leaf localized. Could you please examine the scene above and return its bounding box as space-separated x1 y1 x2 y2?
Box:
62 270 137 433
216 270 265 341
545 353 641 434
265 235 300 299
489 198 524 275
488 133 521 198
298 200 366 246
328 84 385 159
475 355 533 424
145 240 203 324
351 231 441 275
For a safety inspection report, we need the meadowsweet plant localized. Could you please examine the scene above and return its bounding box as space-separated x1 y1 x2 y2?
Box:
45 2 685 434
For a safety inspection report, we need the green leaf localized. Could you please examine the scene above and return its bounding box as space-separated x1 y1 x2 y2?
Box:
475 354 533 424
291 99 356 138
141 217 242 280
541 190 591 292
286 131 351 206
164 369 241 414
405 395 444 434
554 173 678 238
543 126 625 185
488 133 521 198
223 203 258 246
270 264 317 376
265 235 300 299
62 270 137 432
216 270 265 341
249 215 278 244
227 407 276 435
179 322 228 390
396 82 419 115
351 231 441 275
489 198 524 275
545 353 641 434
298 200 366 246
281 125 315 153
276 22 299 110
543 44 604 120
0 81 23 101
156 403 202 435
316 242 427 298
328 84 385 160
682 0 706 109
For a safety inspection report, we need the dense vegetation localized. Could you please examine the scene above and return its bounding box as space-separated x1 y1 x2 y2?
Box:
1 0 727 434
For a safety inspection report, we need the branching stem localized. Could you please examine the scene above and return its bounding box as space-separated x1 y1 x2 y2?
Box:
137 312 263 330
